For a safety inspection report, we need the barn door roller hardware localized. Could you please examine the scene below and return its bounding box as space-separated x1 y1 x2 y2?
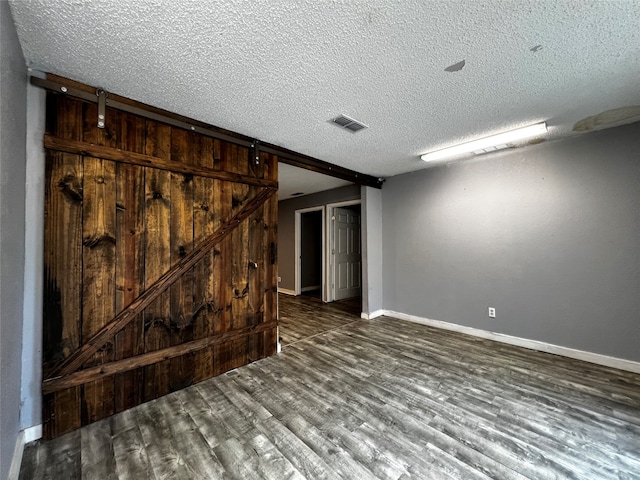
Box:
31 75 384 189
96 88 107 128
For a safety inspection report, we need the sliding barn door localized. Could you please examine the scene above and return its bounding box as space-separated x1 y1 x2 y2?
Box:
42 90 278 439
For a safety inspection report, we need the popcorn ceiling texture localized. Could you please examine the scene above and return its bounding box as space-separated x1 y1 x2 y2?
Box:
9 0 640 177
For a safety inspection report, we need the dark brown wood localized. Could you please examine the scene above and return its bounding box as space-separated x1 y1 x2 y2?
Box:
169 128 195 391
43 135 278 188
263 153 279 357
42 321 278 395
81 99 118 425
192 135 216 382
48 187 276 379
214 142 235 376
42 88 280 439
142 120 173 401
114 112 146 412
81 155 117 424
42 95 84 439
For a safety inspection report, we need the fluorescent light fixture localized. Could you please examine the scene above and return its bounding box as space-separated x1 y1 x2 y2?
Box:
421 122 547 162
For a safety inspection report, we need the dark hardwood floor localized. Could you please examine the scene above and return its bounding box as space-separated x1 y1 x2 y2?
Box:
20 294 640 479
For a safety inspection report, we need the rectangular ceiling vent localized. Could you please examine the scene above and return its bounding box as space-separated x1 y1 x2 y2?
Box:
331 114 368 133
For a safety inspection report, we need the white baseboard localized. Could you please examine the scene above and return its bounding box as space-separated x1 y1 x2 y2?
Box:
301 285 321 292
276 326 282 353
24 424 42 443
8 431 24 480
383 310 640 374
7 424 42 480
277 288 296 296
361 309 384 320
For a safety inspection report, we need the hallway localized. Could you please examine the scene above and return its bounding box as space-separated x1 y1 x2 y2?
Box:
278 293 361 347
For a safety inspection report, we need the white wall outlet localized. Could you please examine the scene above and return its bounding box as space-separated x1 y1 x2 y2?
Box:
278 276 282 283
488 307 496 318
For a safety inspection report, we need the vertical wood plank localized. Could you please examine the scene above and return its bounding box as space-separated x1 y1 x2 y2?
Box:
143 120 172 401
169 127 195 391
263 153 279 357
114 112 146 412
81 155 117 424
214 141 235 376
42 94 84 438
247 148 266 363
81 102 119 425
230 145 250 369
192 135 216 382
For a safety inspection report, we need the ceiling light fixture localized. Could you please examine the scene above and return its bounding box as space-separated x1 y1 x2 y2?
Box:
421 122 548 162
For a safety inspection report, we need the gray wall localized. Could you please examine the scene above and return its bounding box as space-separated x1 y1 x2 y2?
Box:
0 0 27 477
278 184 360 292
362 186 383 316
21 74 46 431
382 122 640 362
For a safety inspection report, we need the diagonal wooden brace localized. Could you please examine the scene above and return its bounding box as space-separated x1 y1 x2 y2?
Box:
48 187 276 379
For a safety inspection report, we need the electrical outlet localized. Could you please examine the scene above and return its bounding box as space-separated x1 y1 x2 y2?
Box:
277 276 282 283
488 307 496 318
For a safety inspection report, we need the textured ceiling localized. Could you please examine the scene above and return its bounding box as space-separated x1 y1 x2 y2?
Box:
278 163 352 201
9 0 640 178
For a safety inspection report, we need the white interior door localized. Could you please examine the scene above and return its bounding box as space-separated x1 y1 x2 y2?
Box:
333 207 362 300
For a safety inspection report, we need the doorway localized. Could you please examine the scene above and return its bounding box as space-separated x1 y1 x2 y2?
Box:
326 201 362 303
294 206 325 298
332 205 362 300
300 210 323 298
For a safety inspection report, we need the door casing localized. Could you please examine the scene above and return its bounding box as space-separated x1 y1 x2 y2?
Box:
325 200 362 302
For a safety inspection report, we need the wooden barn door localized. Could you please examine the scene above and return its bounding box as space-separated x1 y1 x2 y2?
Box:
41 86 278 439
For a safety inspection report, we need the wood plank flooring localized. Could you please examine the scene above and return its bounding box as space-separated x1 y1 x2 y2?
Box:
278 293 361 346
21 295 640 479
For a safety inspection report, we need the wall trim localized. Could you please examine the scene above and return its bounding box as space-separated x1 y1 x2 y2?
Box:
361 309 384 320
8 431 24 480
383 310 640 374
6 425 40 480
23 424 42 443
277 288 296 296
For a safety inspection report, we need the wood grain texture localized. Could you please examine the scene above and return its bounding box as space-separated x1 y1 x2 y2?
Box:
113 112 146 413
192 134 217 382
50 186 275 380
169 128 195 391
43 134 278 188
142 119 172 402
24 294 640 479
42 93 279 438
42 94 84 439
43 322 278 394
81 155 117 424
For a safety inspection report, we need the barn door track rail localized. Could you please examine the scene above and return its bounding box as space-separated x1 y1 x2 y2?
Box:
31 75 384 188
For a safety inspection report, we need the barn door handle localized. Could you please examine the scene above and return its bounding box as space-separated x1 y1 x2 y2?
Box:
270 242 277 265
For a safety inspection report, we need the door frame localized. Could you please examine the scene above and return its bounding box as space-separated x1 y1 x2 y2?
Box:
294 206 325 298
325 200 362 302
